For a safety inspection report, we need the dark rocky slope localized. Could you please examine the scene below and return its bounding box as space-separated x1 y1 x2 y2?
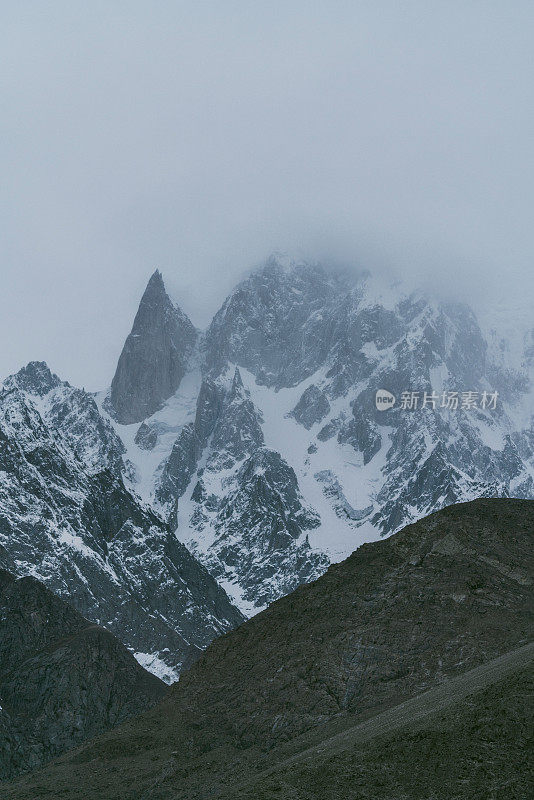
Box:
231 644 534 800
5 498 533 799
0 570 166 780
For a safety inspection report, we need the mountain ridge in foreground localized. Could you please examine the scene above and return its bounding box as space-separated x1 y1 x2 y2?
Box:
5 497 533 799
229 642 534 799
0 569 166 780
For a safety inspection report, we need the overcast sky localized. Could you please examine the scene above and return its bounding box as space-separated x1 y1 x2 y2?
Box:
1 1 533 389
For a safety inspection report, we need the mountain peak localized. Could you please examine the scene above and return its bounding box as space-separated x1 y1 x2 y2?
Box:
146 268 164 290
139 269 168 309
5 361 63 396
264 251 294 271
109 270 198 423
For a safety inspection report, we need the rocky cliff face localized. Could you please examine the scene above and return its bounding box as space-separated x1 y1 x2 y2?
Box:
153 366 328 613
0 362 244 680
203 256 351 385
5 498 532 799
105 255 534 614
109 270 197 424
0 569 166 780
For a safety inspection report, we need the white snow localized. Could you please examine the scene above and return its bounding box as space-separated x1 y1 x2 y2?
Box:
133 652 180 685
238 367 386 560
96 365 202 503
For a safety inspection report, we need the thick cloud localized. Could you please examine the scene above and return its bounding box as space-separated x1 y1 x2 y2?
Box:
1 2 533 388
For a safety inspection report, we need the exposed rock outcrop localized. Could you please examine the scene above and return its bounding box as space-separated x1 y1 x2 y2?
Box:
110 270 197 423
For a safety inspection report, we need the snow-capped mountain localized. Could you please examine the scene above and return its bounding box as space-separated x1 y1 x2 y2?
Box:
0 362 244 682
101 255 534 615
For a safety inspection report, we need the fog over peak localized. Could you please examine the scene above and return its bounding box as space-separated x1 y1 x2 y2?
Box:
1 2 533 389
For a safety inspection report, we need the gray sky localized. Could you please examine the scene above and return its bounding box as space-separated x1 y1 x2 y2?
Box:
1 1 533 390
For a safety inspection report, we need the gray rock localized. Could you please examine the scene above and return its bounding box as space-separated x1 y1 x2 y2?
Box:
189 448 326 609
109 270 197 423
317 418 341 441
155 378 224 509
207 368 264 471
290 384 330 429
203 255 351 387
194 378 224 446
314 469 373 522
157 422 201 509
134 421 158 450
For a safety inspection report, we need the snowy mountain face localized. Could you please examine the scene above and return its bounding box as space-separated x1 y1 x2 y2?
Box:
0 362 244 682
100 256 534 616
2 257 532 647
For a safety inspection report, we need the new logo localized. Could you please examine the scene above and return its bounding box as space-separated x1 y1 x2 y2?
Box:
375 389 396 411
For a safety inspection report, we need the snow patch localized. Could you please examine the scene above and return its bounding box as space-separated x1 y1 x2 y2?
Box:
133 652 180 685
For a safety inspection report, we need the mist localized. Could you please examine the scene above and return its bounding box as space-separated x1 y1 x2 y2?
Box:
1 1 533 389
